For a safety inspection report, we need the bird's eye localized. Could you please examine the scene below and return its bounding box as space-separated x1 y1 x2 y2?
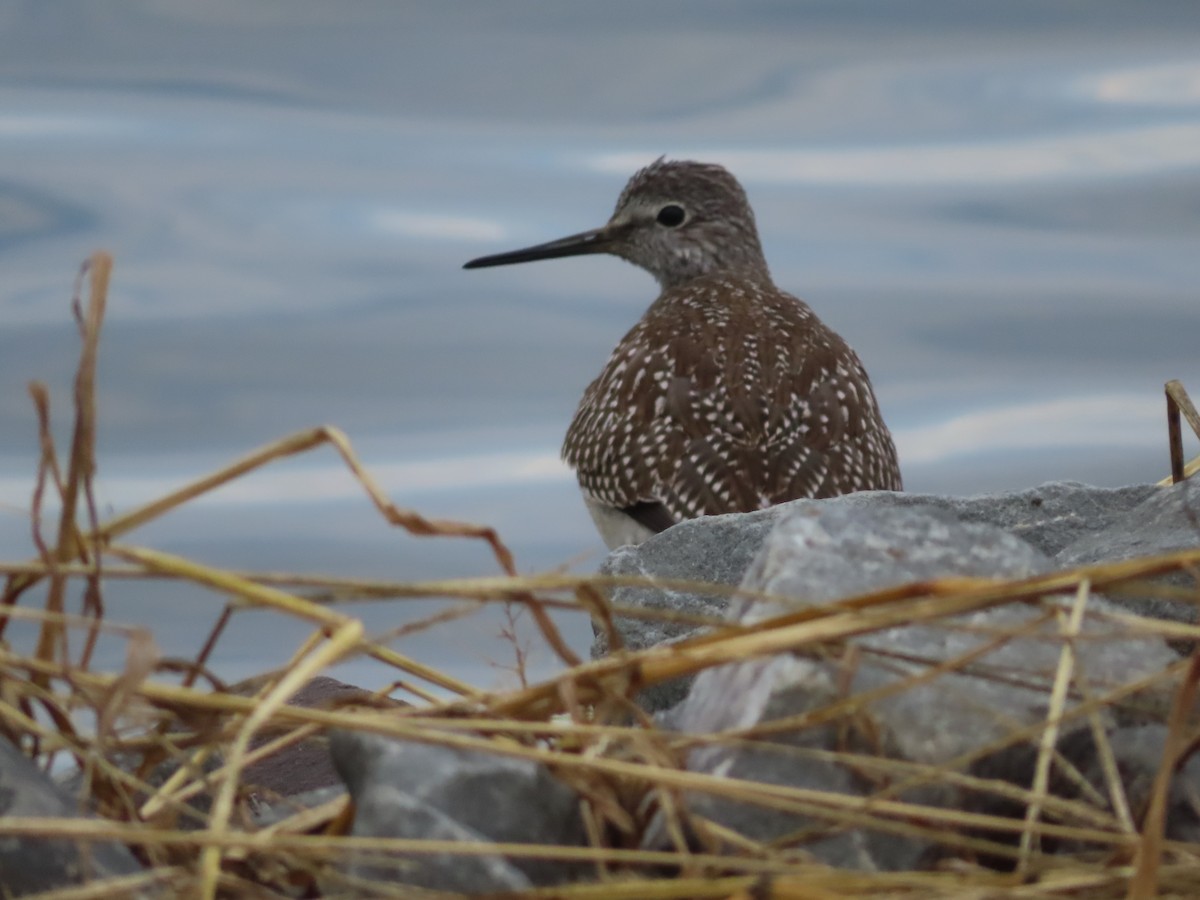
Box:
656 204 686 227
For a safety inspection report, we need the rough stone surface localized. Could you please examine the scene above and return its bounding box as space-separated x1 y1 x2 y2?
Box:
1085 725 1200 846
599 505 781 646
595 483 1165 711
886 481 1159 558
959 723 1200 863
657 502 1179 870
1055 479 1200 624
0 736 146 897
329 731 587 893
667 718 944 871
734 500 1051 618
597 505 782 710
681 508 1176 763
650 654 950 869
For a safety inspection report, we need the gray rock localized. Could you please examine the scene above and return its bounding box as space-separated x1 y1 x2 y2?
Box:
336 785 534 892
329 731 587 893
597 505 781 710
736 499 1052 619
1094 726 1200 845
665 503 1178 869
883 481 1159 559
1055 479 1200 625
668 707 942 871
649 657 931 868
0 736 147 897
599 505 781 647
960 723 1200 863
595 483 1162 711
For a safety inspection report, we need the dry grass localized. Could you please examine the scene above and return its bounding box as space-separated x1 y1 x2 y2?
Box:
2 253 1200 898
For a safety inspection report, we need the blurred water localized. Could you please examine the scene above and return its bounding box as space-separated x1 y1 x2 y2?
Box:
1 1 1198 689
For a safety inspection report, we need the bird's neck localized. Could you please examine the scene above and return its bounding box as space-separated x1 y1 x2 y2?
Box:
655 260 772 293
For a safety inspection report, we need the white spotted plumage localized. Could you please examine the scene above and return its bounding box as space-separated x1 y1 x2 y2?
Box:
563 267 902 527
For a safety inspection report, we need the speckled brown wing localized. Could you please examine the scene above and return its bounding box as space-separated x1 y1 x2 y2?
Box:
762 331 903 504
562 273 901 528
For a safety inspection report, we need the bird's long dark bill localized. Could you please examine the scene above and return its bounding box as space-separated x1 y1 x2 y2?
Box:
463 227 610 269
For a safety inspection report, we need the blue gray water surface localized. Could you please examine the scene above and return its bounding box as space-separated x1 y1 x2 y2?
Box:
1 1 1198 690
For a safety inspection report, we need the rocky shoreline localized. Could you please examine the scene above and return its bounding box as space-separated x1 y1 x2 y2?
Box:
5 480 1200 895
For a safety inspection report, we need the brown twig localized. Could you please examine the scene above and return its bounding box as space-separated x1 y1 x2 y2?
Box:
1128 647 1200 900
1165 380 1200 485
29 253 111 680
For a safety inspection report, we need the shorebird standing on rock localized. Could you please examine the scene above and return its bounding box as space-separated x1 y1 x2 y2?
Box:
465 158 902 549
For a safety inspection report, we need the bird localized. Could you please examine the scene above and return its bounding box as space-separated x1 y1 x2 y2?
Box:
464 158 902 549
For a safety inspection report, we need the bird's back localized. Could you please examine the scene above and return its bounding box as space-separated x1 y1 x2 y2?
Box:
562 270 901 526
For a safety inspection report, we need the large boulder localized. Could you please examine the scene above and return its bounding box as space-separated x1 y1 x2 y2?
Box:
624 488 1186 870
328 731 587 893
597 482 1168 712
1055 478 1200 624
